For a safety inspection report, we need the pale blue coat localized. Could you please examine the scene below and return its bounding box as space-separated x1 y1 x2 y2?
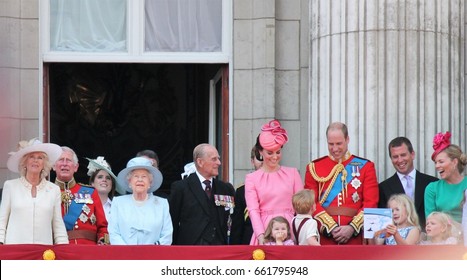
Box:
108 194 173 245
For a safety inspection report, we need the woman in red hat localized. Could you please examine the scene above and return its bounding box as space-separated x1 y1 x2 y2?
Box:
425 131 467 224
245 120 304 245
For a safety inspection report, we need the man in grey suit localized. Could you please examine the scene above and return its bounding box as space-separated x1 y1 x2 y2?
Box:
378 137 438 229
169 143 235 245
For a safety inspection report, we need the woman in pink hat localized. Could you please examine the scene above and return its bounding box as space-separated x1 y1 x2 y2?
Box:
425 131 467 224
0 138 68 245
245 120 304 245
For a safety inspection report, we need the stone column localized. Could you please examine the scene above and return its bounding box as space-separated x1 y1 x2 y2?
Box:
309 0 464 179
0 1 40 182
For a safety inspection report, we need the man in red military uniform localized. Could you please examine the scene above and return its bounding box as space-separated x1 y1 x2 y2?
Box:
304 122 379 245
54 146 108 244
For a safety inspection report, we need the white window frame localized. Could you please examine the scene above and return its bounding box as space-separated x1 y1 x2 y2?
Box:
40 0 232 63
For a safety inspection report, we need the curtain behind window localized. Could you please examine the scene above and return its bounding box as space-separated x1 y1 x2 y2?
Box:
50 0 126 52
145 0 222 52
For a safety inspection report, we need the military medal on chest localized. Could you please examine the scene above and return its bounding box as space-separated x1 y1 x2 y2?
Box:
350 164 362 190
79 212 88 223
82 204 91 215
352 192 360 203
349 162 362 203
214 194 236 214
75 191 94 204
90 214 97 225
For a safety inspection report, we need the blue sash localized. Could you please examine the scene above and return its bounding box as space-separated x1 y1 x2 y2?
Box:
322 157 368 207
63 186 94 231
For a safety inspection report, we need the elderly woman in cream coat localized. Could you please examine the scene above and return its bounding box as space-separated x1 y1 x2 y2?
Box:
0 139 68 245
108 157 172 245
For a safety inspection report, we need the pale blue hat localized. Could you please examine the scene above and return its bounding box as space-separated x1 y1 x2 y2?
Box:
117 157 163 194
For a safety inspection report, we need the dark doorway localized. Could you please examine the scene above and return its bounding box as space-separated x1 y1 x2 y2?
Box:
48 63 224 196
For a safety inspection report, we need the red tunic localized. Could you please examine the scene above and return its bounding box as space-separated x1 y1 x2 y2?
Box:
304 154 379 245
57 178 108 244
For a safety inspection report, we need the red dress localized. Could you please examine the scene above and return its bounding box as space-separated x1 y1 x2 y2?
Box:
57 178 108 244
304 153 379 245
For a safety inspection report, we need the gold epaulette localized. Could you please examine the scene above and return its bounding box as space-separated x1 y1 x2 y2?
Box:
349 210 364 234
314 210 338 234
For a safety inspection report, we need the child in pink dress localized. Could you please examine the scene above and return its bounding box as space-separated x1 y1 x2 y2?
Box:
263 216 295 245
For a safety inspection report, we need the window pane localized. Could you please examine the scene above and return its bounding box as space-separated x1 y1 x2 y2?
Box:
50 0 127 52
145 0 222 52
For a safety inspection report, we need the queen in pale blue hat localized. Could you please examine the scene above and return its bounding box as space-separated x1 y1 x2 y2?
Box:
108 156 172 245
117 156 163 195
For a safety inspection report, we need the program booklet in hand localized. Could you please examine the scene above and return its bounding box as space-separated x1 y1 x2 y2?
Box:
363 208 392 239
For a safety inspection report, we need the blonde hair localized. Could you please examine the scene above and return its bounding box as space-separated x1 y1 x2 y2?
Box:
264 216 291 242
292 189 316 214
387 194 420 229
441 144 467 174
19 152 52 179
426 211 460 241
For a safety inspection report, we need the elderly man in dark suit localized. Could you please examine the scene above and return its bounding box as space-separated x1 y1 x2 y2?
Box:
169 143 235 245
378 137 438 229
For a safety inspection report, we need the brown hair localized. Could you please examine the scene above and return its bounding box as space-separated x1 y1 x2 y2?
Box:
263 216 292 242
89 169 116 200
326 122 348 139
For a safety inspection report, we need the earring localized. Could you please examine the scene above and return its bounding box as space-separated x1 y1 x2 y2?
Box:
259 155 263 161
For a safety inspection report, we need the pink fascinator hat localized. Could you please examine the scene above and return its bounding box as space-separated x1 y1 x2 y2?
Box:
259 119 288 151
432 131 451 161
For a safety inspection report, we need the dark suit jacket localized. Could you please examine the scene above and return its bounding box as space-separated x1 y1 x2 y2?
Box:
169 173 235 245
378 170 438 228
230 185 253 245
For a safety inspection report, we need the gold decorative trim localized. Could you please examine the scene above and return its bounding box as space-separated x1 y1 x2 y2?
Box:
349 210 364 233
308 162 347 204
314 211 338 234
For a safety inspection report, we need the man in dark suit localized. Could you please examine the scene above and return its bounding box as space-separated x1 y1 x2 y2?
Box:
169 143 235 245
378 137 438 229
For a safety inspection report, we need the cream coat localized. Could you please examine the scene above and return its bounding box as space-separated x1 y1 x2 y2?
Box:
0 177 68 244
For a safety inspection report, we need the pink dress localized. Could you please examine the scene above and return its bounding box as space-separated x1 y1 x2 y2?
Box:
245 166 304 245
264 239 295 245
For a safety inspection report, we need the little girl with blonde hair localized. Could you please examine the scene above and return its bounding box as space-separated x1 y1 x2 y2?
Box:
371 194 421 245
419 211 460 245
